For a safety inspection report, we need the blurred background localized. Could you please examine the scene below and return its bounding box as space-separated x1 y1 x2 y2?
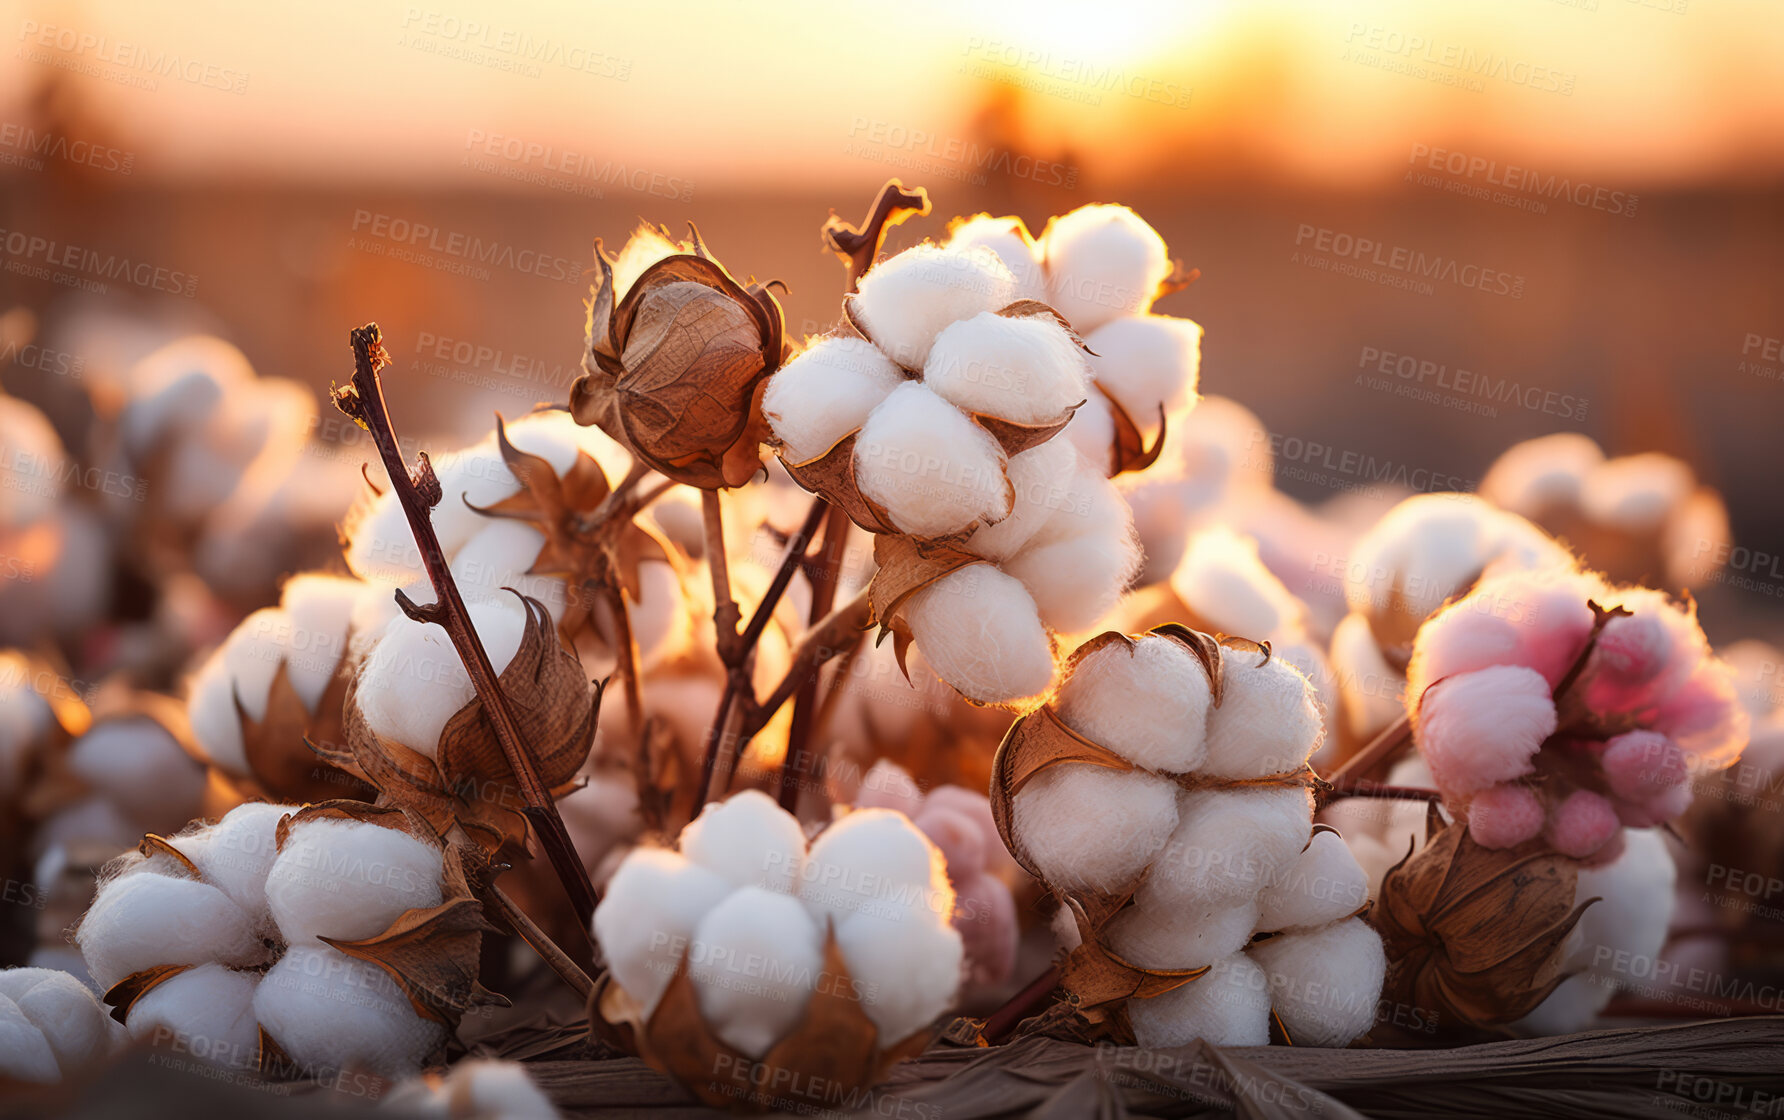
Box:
3 0 1781 637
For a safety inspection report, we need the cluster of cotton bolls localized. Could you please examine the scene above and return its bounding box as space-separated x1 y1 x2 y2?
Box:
1481 433 1730 590
0 391 112 646
1328 494 1574 746
74 801 453 1079
383 1058 562 1120
1406 566 1748 859
594 790 962 1058
1008 632 1384 1047
0 966 118 1083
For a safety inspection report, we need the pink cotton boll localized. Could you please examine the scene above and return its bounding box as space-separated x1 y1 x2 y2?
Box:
1415 666 1555 796
923 785 1017 880
1464 784 1545 850
855 759 928 819
952 871 1018 988
1546 790 1620 858
1507 575 1601 686
1654 661 1749 770
1404 608 1522 703
1601 731 1688 803
915 806 986 879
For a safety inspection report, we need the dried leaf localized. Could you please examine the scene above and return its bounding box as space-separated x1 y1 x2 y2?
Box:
102 963 192 1026
970 406 1082 458
1103 388 1167 476
780 430 902 536
237 659 367 803
136 834 200 876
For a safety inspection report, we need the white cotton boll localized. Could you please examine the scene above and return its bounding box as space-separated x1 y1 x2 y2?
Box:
923 312 1090 426
688 888 822 1059
0 395 66 528
853 382 1011 538
0 968 112 1078
946 214 1044 300
1011 766 1178 892
1518 828 1675 1036
1171 528 1305 641
178 802 291 931
835 908 963 1044
65 718 205 825
0 994 60 1082
219 607 293 724
344 491 427 584
1053 634 1212 772
1061 389 1117 475
678 790 807 894
1003 528 1141 634
850 245 1018 369
33 797 139 861
763 336 905 464
1127 953 1272 1049
964 439 1096 563
1040 204 1171 334
431 446 524 552
903 564 1054 705
594 849 734 1016
349 580 405 657
1104 898 1260 971
627 560 688 671
1084 315 1201 428
1320 757 1436 895
357 597 528 758
267 818 443 946
800 808 952 930
1249 919 1385 1048
278 574 362 712
1480 433 1604 517
77 870 269 990
1201 646 1325 779
253 945 446 1079
449 521 568 620
124 963 259 1068
119 336 253 457
1580 453 1694 533
1256 831 1371 933
1140 788 1312 911
1330 612 1406 742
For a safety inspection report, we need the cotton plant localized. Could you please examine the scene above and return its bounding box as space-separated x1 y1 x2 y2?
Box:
0 391 112 647
0 967 118 1083
592 790 962 1106
996 626 1384 1048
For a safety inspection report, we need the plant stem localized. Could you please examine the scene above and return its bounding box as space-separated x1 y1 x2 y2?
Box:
702 490 742 659
488 884 593 1001
334 324 598 932
982 963 1061 1045
1320 783 1443 804
778 504 851 813
823 179 932 289
749 586 874 732
1318 712 1412 801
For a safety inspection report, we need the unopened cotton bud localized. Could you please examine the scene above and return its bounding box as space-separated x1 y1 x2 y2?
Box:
1012 766 1179 893
923 312 1089 426
1040 204 1171 334
1249 918 1385 1047
1002 528 1140 635
1084 314 1201 426
1140 787 1312 910
1546 790 1619 859
904 564 1054 706
266 818 444 946
679 790 807 894
763 336 905 463
1464 783 1544 850
800 808 952 929
124 962 259 1069
1054 634 1211 772
356 596 528 758
1200 647 1324 779
593 848 735 1017
1255 831 1369 932
77 869 268 990
1416 665 1556 796
1104 897 1259 971
853 382 1012 538
850 245 1018 369
0 968 112 1081
278 573 362 711
689 888 822 1059
835 907 963 1044
1127 952 1271 1049
946 214 1044 300
253 944 446 1079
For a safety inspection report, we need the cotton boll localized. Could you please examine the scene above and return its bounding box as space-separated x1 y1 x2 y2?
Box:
1201 647 1324 779
952 872 1018 987
344 492 428 583
922 786 1007 877
628 559 689 671
1061 390 1116 475
912 806 985 880
267 819 444 946
123 963 259 1069
688 888 823 1058
1011 766 1178 893
449 521 569 620
801 808 952 929
924 312 1090 426
679 790 807 894
254 945 446 1079
850 245 1018 369
0 968 112 1078
904 564 1054 706
835 907 963 1044
764 336 906 464
1053 634 1212 772
1028 458 1131 549
0 994 61 1082
1545 790 1619 859
1580 453 1693 533
1127 952 1271 1049
1255 831 1370 932
1413 571 1597 697
1480 433 1604 517
1170 528 1305 642
593 848 735 1017
1104 898 1259 971
946 214 1044 300
1601 730 1688 805
220 607 292 724
65 718 205 826
853 382 1012 538
386 1059 562 1120
558 773 643 876
964 439 1095 562
357 596 528 758
0 395 66 527
1084 315 1201 427
178 801 291 930
1140 788 1312 910
1464 783 1545 850
1040 204 1171 334
854 759 928 819
1249 919 1385 1047
278 574 363 711
1415 665 1556 796
1003 530 1140 635
77 870 269 990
